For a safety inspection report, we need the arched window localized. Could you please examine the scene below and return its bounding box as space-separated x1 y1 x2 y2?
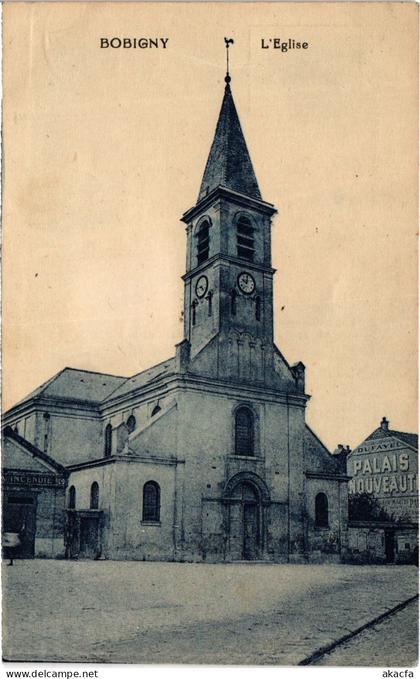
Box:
235 407 255 457
90 482 99 510
127 415 136 433
315 492 329 528
151 404 161 417
236 215 254 262
197 219 210 265
104 423 112 457
68 485 76 509
142 481 160 522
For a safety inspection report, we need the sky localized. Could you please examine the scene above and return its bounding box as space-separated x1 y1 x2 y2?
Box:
3 2 418 450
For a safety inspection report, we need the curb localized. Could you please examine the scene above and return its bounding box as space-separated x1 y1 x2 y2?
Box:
298 594 419 665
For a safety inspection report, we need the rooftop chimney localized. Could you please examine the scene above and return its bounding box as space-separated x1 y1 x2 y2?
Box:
333 444 351 456
380 416 389 431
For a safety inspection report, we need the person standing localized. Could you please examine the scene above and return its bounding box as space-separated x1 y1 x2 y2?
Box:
2 531 21 565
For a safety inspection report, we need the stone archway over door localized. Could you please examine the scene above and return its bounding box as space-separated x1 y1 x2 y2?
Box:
228 481 262 560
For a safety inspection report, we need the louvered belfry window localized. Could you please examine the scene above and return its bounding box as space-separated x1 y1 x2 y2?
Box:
236 215 254 262
235 407 255 456
197 220 210 265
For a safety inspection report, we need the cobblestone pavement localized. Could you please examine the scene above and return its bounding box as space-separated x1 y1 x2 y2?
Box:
315 599 418 666
2 561 418 664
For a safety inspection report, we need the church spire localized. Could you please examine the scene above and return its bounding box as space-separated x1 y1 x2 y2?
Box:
197 41 261 204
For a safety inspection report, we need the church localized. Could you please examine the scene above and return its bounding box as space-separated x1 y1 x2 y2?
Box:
3 66 349 562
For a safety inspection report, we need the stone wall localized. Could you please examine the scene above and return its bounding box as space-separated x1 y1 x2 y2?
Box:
33 486 66 558
305 477 347 563
8 410 103 466
67 459 179 560
347 524 418 564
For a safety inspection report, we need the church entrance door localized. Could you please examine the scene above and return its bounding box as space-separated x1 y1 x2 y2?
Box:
79 516 100 559
243 502 259 560
228 481 261 560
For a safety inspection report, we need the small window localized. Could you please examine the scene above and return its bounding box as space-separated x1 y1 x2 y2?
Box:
152 404 161 417
235 407 255 457
127 415 136 433
315 492 329 528
236 215 254 262
68 486 76 509
207 291 213 316
43 412 51 453
197 220 210 265
90 482 99 510
192 300 198 326
231 290 237 316
104 424 112 457
142 481 160 522
255 296 261 321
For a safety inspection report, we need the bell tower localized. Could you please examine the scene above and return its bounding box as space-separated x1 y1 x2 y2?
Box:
182 70 276 329
179 45 299 391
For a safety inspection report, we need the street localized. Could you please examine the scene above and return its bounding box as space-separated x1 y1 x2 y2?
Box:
2 560 418 665
315 599 418 666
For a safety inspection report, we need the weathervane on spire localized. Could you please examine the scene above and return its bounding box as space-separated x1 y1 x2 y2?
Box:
224 37 234 85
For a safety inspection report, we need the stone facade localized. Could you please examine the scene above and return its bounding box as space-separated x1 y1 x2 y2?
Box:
3 72 349 562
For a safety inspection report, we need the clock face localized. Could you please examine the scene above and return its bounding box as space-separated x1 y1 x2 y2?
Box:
195 275 208 298
237 272 256 295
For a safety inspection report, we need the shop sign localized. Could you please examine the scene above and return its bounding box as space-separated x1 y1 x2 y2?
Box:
2 471 66 488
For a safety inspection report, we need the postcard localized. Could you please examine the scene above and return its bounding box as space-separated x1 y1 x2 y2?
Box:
2 1 418 668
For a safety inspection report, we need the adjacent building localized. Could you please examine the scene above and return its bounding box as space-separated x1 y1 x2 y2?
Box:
347 417 418 563
2 427 67 558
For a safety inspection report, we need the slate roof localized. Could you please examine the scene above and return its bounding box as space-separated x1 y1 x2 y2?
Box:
198 81 261 203
13 367 127 407
105 357 175 401
8 359 177 412
390 431 418 449
366 426 418 450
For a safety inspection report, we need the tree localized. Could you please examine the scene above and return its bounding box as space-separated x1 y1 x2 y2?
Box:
348 493 395 523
